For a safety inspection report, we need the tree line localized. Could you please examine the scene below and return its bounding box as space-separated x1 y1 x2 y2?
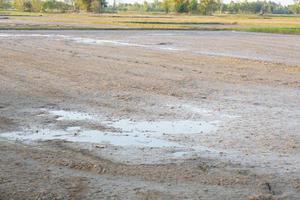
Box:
118 0 300 15
1 0 300 14
0 0 107 12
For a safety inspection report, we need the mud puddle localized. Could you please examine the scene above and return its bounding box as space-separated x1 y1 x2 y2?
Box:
2 109 294 171
48 110 98 121
1 128 181 148
0 33 178 50
109 119 217 135
0 109 218 149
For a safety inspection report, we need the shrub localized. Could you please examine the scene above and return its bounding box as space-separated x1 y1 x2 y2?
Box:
75 0 90 11
14 0 25 11
0 0 12 9
23 0 33 11
188 0 198 13
32 0 43 12
42 0 72 13
174 0 188 13
90 0 100 12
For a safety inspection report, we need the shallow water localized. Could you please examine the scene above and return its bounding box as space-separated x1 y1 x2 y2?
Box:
0 109 218 149
49 110 97 121
110 119 217 135
1 108 298 172
1 129 181 148
0 33 180 52
48 109 218 135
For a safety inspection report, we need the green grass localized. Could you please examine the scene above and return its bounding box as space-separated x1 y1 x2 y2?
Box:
0 10 42 16
243 27 300 35
121 21 230 25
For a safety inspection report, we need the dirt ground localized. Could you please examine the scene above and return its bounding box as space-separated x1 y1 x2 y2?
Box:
0 30 300 199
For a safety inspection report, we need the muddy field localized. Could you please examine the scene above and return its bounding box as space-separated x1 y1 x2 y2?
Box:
0 30 300 199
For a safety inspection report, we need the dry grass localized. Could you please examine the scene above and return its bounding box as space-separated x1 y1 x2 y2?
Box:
1 11 300 34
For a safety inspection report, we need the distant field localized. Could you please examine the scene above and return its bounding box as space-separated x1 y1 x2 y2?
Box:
1 10 300 34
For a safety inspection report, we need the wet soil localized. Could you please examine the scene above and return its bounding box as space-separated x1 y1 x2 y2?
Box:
0 30 299 199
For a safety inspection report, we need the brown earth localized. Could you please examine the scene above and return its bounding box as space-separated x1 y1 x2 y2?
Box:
0 30 299 199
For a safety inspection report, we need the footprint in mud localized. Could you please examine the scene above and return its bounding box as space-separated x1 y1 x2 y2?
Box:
157 42 173 45
0 103 9 109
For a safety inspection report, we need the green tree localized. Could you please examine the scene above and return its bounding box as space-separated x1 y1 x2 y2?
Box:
23 0 33 11
291 0 300 14
0 0 12 9
227 0 238 13
31 0 43 12
143 1 149 12
174 0 188 13
75 0 89 11
162 0 172 13
42 0 72 12
152 0 162 11
75 0 104 12
14 0 25 11
188 0 198 14
91 0 100 12
215 0 222 14
199 0 215 15
101 0 107 8
14 0 36 11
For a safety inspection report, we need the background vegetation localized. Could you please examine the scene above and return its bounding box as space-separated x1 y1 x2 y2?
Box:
1 0 300 35
115 0 299 15
1 0 300 15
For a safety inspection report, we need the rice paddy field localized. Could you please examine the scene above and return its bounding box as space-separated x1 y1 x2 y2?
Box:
1 10 300 34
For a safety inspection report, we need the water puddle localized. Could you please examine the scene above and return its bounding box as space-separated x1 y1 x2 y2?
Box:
0 33 181 52
66 36 181 51
47 109 218 135
69 37 146 47
109 119 216 135
49 110 97 121
1 109 219 150
1 128 181 148
0 33 144 46
0 33 143 46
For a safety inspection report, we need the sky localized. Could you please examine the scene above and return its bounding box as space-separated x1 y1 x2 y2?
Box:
108 0 294 6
